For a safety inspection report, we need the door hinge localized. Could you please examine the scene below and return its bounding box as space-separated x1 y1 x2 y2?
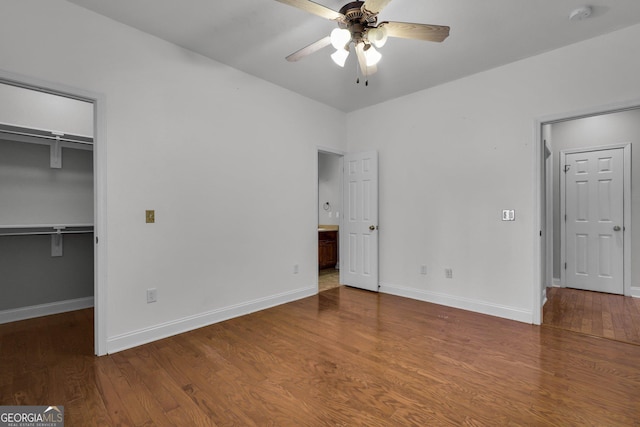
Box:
563 165 571 173
564 214 567 221
539 230 542 237
96 236 99 244
564 262 567 270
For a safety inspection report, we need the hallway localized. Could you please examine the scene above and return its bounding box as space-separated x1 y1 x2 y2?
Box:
543 287 640 346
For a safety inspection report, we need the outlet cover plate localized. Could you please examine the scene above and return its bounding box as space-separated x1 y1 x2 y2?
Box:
502 209 515 221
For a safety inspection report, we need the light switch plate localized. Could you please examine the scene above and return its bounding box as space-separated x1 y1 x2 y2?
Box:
502 209 515 221
146 210 155 223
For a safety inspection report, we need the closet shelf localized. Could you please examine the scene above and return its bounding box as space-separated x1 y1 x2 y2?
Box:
0 224 94 237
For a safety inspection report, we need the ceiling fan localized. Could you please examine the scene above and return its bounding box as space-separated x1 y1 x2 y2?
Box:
275 0 450 79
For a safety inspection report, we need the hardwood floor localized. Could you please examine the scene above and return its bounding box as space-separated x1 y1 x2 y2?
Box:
2 287 640 426
318 268 340 292
543 286 640 346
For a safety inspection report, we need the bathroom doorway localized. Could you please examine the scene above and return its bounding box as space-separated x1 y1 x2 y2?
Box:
318 150 342 292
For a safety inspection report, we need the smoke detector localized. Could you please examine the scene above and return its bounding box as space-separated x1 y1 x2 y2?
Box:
569 6 592 21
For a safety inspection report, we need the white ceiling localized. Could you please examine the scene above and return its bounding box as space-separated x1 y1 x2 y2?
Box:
66 0 640 112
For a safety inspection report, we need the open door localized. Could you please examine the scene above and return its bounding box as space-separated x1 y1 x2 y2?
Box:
340 151 379 291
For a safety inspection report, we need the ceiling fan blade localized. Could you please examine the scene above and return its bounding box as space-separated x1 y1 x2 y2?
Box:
274 0 344 21
380 21 450 42
355 44 378 76
362 0 392 15
286 36 332 62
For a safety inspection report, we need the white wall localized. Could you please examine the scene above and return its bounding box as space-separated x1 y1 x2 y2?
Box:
347 23 640 322
0 0 346 352
318 152 341 226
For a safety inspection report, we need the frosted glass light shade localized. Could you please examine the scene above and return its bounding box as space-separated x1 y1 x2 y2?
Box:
364 45 382 66
331 48 349 67
330 28 351 50
368 26 388 48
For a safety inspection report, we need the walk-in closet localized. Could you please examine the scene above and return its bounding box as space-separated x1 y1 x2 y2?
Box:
0 82 94 323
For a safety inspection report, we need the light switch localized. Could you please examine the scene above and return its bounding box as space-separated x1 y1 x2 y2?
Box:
502 209 515 221
146 210 155 223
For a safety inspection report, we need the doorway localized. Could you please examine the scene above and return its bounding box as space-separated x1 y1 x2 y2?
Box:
318 150 342 292
0 73 106 355
539 105 639 340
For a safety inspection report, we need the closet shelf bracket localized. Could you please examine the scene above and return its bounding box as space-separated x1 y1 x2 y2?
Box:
51 226 64 257
50 134 63 169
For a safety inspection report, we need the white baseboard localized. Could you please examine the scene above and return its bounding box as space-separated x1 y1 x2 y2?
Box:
107 285 317 354
379 283 533 324
552 277 561 287
631 286 640 298
0 296 94 325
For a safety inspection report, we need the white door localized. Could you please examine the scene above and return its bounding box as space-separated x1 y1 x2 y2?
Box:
340 151 378 291
563 148 624 294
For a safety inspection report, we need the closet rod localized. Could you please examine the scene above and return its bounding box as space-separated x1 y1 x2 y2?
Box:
0 128 93 146
0 225 94 237
0 230 94 237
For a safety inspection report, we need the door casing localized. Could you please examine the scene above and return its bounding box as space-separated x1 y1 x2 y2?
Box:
0 70 108 355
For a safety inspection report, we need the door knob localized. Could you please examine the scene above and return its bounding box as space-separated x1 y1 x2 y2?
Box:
369 225 376 231
613 225 621 231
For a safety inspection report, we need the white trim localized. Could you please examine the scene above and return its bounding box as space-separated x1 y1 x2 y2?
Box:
317 146 346 156
0 69 108 355
0 297 94 325
532 121 543 325
560 143 631 296
379 283 533 324
106 286 316 354
552 277 561 287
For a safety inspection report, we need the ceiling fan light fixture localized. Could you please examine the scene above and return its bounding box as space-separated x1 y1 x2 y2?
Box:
331 48 350 67
330 28 351 50
364 44 382 67
368 26 388 48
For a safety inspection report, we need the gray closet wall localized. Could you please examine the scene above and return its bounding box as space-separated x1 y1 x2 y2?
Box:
0 83 94 314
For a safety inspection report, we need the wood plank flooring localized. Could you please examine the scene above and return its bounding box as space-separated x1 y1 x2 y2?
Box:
543 286 640 345
2 287 640 426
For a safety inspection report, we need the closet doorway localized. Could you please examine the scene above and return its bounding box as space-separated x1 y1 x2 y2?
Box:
0 77 105 355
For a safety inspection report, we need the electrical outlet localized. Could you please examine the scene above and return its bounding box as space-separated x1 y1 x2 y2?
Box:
445 268 453 279
420 265 427 275
146 288 157 303
145 210 155 223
